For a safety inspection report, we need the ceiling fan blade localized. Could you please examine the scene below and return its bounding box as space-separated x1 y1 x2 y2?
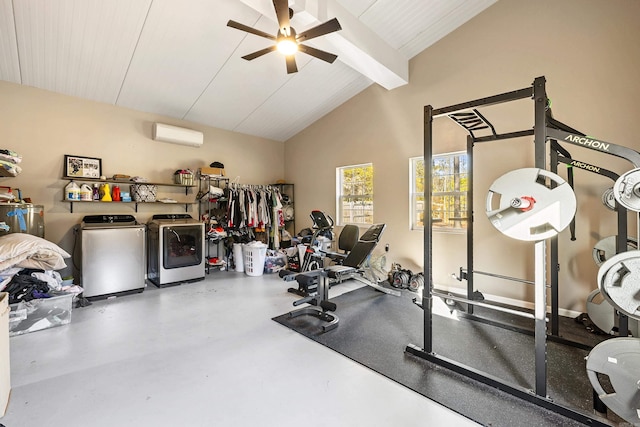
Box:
272 0 291 36
296 18 341 42
242 45 277 61
298 44 338 63
227 20 276 40
285 55 298 74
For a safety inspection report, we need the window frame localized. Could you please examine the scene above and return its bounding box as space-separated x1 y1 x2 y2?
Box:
336 163 374 226
409 156 425 230
410 151 468 232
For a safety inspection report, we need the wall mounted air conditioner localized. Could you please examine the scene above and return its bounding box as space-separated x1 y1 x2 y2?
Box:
152 123 203 148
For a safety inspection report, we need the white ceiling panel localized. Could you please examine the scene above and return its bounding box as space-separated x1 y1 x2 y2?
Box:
235 59 372 141
185 22 312 132
338 0 376 18
2 0 496 141
116 0 260 118
0 0 20 83
13 0 151 103
358 0 467 49
397 0 498 58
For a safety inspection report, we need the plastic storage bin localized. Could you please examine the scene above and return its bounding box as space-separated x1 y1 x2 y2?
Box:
264 252 287 274
9 293 73 336
243 243 267 276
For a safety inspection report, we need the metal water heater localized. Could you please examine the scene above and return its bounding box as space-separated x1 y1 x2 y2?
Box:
0 203 45 237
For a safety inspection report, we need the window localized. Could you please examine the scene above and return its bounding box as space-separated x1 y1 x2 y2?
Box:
411 152 469 230
410 157 425 229
336 163 373 225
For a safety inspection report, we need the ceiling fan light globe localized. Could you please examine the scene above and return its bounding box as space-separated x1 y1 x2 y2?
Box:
277 39 298 56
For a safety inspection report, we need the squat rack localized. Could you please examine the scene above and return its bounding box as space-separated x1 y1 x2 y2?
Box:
406 76 640 424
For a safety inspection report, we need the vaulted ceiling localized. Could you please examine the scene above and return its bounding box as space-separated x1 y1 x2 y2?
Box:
0 0 496 141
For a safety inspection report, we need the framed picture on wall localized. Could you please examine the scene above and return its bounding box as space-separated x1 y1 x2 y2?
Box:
64 155 102 179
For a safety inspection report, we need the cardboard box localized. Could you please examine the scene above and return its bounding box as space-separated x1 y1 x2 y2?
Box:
200 167 225 177
9 293 73 337
0 292 10 417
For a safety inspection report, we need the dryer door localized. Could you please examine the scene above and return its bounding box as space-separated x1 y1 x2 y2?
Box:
162 225 203 269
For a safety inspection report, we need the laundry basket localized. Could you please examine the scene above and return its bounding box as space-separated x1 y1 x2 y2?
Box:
243 242 267 276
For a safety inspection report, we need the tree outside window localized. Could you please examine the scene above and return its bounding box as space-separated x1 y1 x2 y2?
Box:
336 163 373 225
411 152 468 230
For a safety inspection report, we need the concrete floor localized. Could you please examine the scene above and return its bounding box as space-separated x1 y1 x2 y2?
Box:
3 272 478 427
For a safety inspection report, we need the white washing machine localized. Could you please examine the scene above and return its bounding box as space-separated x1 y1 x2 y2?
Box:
147 214 205 287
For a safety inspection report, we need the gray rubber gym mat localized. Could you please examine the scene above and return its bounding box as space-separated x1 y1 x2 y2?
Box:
273 286 619 427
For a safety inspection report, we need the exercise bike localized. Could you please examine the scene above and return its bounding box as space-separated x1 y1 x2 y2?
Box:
297 210 335 272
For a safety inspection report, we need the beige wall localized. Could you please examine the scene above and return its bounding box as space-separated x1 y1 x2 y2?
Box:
0 81 284 275
284 0 640 311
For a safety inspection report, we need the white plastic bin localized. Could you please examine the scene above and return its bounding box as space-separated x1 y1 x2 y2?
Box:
233 243 245 272
9 293 73 336
297 244 307 266
243 243 267 276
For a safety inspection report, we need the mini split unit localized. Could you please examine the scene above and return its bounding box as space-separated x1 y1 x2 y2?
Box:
152 123 203 148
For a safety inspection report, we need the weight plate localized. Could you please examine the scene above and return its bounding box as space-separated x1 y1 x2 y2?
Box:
602 187 617 211
597 250 640 321
485 168 576 241
409 273 424 292
586 337 640 425
587 289 615 334
592 235 638 266
614 168 640 212
586 289 640 336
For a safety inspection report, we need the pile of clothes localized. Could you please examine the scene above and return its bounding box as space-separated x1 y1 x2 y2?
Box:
1 268 82 304
0 149 22 177
0 234 82 303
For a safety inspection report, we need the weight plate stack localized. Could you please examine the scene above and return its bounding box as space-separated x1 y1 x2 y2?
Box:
391 270 411 289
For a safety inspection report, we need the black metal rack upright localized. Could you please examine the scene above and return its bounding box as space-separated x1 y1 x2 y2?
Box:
406 76 640 424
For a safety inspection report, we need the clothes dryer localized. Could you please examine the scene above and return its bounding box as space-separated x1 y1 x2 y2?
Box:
147 214 205 287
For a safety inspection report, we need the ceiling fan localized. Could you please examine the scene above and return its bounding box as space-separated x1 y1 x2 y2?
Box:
227 0 342 74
